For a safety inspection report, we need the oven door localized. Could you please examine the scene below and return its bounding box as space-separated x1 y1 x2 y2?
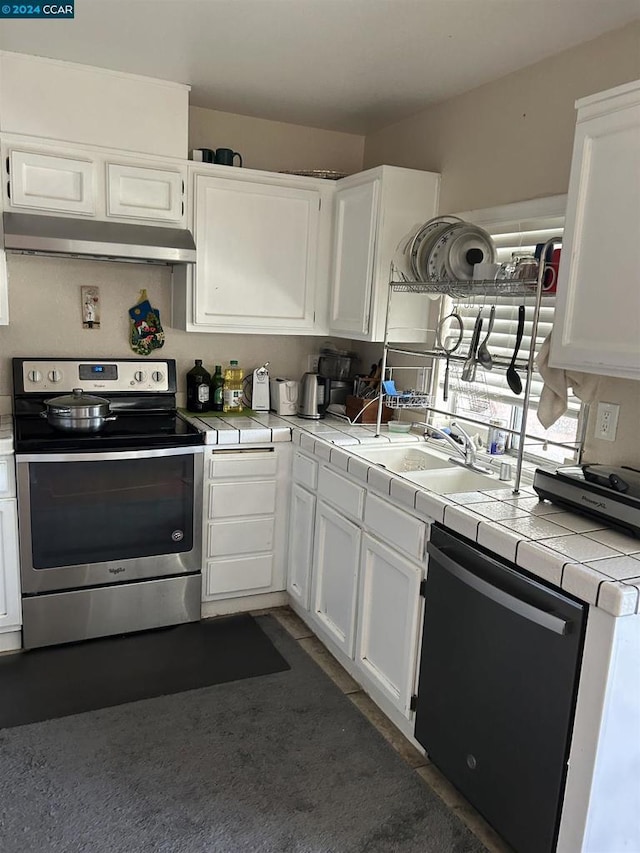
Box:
17 446 204 594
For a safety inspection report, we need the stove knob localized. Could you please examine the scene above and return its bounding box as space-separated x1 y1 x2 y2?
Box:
151 371 164 383
27 369 42 383
134 370 147 383
48 369 62 383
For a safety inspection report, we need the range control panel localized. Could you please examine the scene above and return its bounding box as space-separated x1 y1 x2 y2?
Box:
18 360 173 394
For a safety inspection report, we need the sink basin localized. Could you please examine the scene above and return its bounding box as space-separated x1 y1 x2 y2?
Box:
352 445 452 474
405 466 498 493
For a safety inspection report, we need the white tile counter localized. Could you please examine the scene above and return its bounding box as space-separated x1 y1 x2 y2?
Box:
286 423 640 619
183 410 640 617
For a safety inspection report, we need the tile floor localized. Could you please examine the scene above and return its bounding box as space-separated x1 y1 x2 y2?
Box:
268 606 513 853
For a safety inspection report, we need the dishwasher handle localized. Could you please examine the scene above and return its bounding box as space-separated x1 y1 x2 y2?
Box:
427 542 570 636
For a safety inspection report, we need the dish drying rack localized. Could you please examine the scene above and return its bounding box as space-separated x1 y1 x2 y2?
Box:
375 237 587 493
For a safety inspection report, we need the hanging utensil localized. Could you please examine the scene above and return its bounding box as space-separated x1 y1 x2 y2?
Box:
461 310 483 382
506 305 526 395
436 312 464 402
477 305 496 370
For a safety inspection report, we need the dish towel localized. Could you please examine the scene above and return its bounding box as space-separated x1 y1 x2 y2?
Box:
536 333 599 428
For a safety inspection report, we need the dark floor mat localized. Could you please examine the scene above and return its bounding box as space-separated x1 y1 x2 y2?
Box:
0 613 289 728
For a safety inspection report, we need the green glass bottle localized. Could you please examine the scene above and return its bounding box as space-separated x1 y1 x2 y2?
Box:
211 364 224 412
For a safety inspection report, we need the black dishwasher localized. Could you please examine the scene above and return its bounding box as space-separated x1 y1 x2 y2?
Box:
414 525 586 853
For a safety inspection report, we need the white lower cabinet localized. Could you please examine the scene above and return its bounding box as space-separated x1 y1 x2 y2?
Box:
202 447 290 601
286 483 316 609
287 446 431 725
356 534 423 718
0 499 21 632
311 500 361 657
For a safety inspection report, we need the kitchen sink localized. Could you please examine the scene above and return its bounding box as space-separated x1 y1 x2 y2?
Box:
351 445 453 473
404 466 499 493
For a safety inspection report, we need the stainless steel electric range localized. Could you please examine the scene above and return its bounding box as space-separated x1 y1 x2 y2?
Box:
13 357 205 649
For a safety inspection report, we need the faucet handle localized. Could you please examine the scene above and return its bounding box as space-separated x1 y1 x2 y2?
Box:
451 421 476 450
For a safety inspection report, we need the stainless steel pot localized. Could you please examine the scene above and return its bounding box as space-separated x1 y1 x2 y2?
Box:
41 388 117 432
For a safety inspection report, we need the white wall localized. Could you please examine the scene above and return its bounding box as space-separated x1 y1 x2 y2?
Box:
190 106 364 175
0 254 326 406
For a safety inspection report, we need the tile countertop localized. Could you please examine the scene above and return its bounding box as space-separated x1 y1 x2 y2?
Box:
0 415 14 455
184 411 640 618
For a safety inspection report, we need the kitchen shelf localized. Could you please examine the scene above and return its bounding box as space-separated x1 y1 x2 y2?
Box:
390 278 542 298
376 236 577 494
384 393 434 409
385 346 532 373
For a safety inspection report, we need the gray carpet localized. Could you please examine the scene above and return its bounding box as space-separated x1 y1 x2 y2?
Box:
0 615 486 853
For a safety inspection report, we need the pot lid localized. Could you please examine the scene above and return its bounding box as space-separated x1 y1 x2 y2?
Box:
44 388 111 408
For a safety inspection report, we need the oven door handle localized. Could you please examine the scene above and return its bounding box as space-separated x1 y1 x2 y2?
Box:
16 446 204 463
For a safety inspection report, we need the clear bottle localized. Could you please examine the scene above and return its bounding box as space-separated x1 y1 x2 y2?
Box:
223 360 244 413
210 365 224 412
186 360 211 413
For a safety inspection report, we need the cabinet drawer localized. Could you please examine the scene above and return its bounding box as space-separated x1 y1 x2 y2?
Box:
207 517 274 558
292 450 318 490
208 450 277 480
208 480 277 519
317 465 365 520
205 554 274 598
365 493 426 562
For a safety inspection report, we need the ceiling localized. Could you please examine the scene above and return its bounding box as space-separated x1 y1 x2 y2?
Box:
0 0 638 134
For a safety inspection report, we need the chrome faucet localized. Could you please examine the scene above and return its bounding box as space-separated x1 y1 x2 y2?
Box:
422 421 493 475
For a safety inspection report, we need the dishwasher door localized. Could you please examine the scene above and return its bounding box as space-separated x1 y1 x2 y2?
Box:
414 524 586 853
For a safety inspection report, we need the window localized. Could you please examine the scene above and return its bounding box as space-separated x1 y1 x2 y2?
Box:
432 196 582 465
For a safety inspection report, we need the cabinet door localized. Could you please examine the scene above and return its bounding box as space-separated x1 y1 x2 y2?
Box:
286 483 316 610
0 500 21 632
550 87 640 379
311 500 361 657
193 174 320 333
328 166 440 342
329 179 380 336
356 535 422 717
106 163 184 222
9 150 96 215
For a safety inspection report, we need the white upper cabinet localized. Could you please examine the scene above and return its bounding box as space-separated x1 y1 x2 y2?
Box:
329 165 440 342
550 80 640 379
0 51 189 158
9 150 96 215
173 165 332 335
106 163 184 222
3 140 187 227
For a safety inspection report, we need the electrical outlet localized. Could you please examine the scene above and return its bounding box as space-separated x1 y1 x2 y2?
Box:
595 402 620 442
307 354 319 373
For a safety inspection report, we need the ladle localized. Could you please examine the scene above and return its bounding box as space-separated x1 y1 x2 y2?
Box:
477 305 495 370
506 305 525 395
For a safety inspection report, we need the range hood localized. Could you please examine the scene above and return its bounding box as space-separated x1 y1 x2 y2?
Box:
2 213 197 265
